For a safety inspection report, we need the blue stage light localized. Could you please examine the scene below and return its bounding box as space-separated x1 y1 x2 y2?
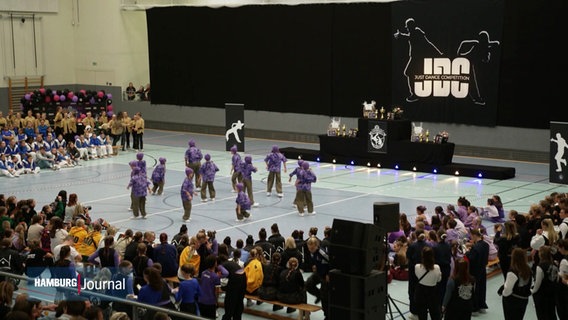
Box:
477 172 483 178
433 169 438 174
395 165 399 170
316 157 320 162
332 158 336 164
350 160 355 165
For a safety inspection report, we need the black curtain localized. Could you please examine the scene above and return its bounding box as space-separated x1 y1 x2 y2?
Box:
147 0 565 129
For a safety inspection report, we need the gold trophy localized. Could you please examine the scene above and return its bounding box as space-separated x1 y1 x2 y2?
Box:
425 130 430 142
341 124 346 137
380 107 385 120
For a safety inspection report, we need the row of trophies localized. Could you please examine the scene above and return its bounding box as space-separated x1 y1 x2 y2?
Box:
327 117 358 137
362 101 404 120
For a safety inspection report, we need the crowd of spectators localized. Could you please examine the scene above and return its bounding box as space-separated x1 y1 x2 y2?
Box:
0 108 147 178
0 189 567 320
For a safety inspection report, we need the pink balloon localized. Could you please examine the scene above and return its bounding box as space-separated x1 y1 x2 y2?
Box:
97 91 104 98
45 96 51 103
106 105 113 112
53 95 60 102
80 89 86 95
67 91 74 99
39 88 46 94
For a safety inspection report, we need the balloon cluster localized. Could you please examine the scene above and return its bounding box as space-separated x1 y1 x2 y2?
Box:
21 88 114 117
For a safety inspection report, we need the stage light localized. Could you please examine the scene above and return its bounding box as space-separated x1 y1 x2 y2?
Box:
316 157 320 162
477 172 483 178
350 160 355 165
377 163 381 168
298 155 302 160
454 170 460 176
332 158 336 164
367 162 371 167
412 166 417 171
394 165 399 170
433 168 438 174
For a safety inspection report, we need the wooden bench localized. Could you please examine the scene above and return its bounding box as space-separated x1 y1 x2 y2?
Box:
486 258 501 279
218 294 321 320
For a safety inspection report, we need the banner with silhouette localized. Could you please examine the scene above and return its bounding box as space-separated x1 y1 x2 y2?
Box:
392 0 504 126
550 122 568 184
225 103 245 152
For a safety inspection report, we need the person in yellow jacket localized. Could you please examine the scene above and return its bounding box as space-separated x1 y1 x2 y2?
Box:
244 247 265 306
69 219 89 260
53 106 64 137
81 223 103 261
178 236 201 279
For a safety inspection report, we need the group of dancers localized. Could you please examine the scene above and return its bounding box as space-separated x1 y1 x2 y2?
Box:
126 140 318 223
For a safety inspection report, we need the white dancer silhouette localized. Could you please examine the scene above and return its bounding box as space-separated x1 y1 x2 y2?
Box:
551 132 568 172
225 120 244 143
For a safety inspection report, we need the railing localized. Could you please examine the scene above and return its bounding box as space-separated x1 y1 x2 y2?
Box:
7 75 44 113
0 270 206 320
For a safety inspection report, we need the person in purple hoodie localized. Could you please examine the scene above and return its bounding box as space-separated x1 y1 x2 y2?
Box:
136 152 147 177
199 153 219 202
181 167 196 222
296 161 317 216
230 145 243 193
235 183 251 222
264 145 287 198
151 157 167 195
127 166 151 219
241 155 259 207
184 139 203 188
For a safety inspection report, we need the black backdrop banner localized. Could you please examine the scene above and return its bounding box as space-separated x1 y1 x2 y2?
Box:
391 0 504 126
147 1 564 129
550 122 568 184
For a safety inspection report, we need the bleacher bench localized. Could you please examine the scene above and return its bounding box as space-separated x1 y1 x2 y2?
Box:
166 276 321 319
486 258 500 279
218 294 321 320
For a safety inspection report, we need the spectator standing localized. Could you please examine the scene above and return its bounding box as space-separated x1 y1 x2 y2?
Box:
501 248 532 320
466 228 489 314
414 246 442 320
442 258 475 319
154 233 178 278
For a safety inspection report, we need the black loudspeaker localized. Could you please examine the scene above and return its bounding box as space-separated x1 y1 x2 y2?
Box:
329 269 386 320
373 202 400 232
330 219 383 275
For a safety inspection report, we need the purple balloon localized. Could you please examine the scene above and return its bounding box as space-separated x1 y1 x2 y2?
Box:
59 95 66 102
89 97 95 104
25 94 31 100
107 93 112 99
107 111 114 117
72 96 78 103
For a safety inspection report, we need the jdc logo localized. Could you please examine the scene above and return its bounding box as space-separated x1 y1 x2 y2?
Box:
413 58 471 99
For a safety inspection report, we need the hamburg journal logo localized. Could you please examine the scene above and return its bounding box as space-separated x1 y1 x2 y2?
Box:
32 270 126 295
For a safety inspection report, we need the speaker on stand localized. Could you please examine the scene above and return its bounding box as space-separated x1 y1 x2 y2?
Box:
373 202 406 320
328 218 387 320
